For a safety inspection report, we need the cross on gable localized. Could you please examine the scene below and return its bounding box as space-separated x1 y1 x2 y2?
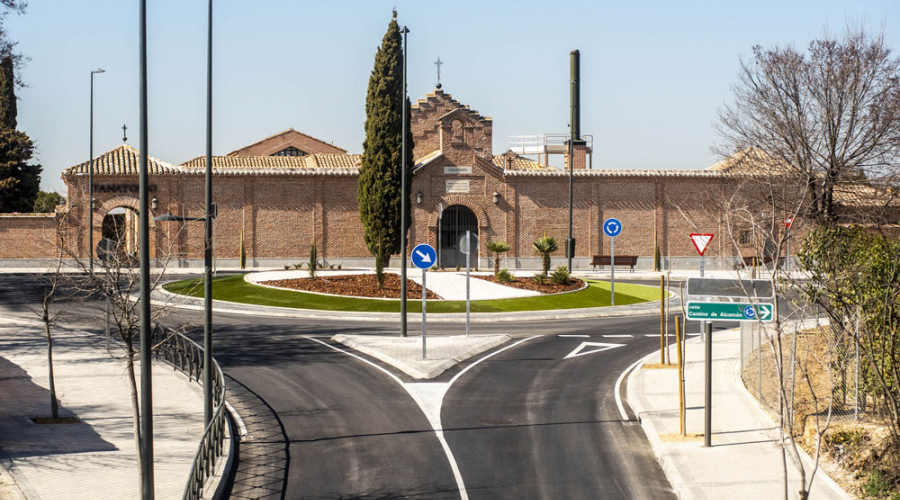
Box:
435 57 443 87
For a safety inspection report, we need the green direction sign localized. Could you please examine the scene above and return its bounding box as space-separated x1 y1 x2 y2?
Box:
686 301 775 322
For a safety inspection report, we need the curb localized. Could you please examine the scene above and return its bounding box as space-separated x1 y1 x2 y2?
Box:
154 285 675 323
331 334 512 379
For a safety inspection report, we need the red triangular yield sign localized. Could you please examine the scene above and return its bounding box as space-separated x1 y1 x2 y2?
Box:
689 233 714 256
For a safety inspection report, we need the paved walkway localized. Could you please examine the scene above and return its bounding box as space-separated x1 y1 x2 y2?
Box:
246 269 539 300
627 328 853 500
0 315 211 500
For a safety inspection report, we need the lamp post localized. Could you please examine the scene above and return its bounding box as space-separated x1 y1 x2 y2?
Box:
89 68 105 273
400 25 410 338
137 0 153 497
202 0 214 427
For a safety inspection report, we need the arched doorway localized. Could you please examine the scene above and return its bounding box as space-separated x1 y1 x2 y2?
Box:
99 207 140 265
440 205 478 269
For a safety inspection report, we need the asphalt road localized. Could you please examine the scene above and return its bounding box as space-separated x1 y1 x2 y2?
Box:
0 273 743 499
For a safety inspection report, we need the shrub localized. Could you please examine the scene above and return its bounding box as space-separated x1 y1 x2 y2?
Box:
550 265 570 285
496 268 514 283
531 273 545 285
308 243 318 280
487 241 512 275
532 236 559 276
337 263 342 270
456 266 461 272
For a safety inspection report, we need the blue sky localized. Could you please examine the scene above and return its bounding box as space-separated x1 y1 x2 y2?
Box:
8 0 899 193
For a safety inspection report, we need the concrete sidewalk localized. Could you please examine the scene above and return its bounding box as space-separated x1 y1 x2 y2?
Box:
627 328 853 500
0 315 209 500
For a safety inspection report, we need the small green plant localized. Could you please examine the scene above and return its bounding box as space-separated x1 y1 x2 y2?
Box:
532 235 559 276
550 265 570 285
496 268 514 283
308 243 319 280
456 266 461 272
487 241 511 275
862 470 899 499
431 263 439 271
284 265 290 270
531 273 545 285
337 263 342 270
329 264 335 270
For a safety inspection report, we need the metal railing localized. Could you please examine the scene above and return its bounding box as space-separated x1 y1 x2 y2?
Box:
150 325 227 500
506 134 594 153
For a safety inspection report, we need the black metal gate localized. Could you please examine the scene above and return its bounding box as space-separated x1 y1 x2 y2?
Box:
440 205 478 269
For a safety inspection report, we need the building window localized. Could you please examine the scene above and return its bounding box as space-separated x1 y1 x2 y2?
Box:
739 230 752 245
271 146 306 157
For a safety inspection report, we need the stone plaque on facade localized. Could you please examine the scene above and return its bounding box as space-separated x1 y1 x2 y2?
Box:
444 166 473 175
446 180 470 194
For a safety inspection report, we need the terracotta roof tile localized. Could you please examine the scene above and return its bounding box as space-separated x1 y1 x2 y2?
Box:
64 144 182 175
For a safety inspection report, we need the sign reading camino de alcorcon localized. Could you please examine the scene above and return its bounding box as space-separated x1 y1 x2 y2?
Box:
686 302 774 322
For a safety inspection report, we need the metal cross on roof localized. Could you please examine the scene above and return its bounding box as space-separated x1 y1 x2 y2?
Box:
122 124 128 143
435 57 443 88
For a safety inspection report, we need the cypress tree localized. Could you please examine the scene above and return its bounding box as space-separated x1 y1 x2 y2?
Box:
0 55 15 129
359 11 414 287
0 53 39 212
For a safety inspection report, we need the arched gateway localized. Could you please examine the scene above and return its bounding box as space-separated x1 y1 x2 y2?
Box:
440 205 478 269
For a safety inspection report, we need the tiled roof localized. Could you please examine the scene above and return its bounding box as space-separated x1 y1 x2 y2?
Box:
706 148 790 176
64 144 182 175
225 128 347 156
492 152 547 170
181 154 362 170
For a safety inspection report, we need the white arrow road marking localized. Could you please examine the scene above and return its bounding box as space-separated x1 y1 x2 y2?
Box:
415 249 432 263
564 342 625 359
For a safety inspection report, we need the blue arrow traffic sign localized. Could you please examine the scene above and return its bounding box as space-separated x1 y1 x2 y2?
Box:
603 218 622 237
411 244 437 269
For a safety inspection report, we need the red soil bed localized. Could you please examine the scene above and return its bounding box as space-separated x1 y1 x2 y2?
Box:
262 273 440 300
472 275 585 294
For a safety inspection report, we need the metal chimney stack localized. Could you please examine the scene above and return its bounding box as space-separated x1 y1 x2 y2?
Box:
570 49 581 144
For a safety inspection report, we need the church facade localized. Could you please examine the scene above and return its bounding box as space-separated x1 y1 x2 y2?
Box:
0 88 772 269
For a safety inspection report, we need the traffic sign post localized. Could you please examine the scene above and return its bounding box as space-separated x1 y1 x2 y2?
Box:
690 233 714 340
686 301 774 322
686 275 777 448
603 218 622 306
460 231 476 337
411 244 437 360
783 217 793 274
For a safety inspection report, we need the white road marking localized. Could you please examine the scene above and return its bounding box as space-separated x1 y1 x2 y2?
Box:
564 342 625 359
305 334 541 500
615 356 648 421
558 334 589 338
644 334 676 337
603 334 633 338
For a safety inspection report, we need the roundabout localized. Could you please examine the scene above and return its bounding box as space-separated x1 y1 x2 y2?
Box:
162 269 664 315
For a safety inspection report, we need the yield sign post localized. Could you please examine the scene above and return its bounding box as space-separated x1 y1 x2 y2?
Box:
411 244 436 359
690 233 714 341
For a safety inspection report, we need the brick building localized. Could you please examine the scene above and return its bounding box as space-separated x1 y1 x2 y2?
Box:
3 87 872 269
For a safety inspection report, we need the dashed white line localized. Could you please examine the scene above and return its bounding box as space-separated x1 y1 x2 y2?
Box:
603 334 633 338
558 334 589 338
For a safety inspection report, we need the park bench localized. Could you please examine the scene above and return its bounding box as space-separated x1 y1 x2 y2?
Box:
591 255 638 272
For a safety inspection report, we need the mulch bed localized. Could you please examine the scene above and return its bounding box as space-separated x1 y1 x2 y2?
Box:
473 275 585 294
262 274 440 300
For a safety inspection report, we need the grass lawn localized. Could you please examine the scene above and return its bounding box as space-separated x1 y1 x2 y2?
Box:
164 274 661 313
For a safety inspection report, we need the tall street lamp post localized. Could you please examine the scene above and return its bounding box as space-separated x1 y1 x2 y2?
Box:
202 0 215 426
400 25 410 337
89 68 105 273
137 0 154 497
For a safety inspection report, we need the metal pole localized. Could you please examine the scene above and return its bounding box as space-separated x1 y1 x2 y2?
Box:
465 230 471 337
610 236 615 306
400 25 410 338
704 321 713 447
202 0 214 428
567 137 574 272
757 322 762 401
138 0 154 496
422 268 426 360
89 72 94 273
437 203 442 268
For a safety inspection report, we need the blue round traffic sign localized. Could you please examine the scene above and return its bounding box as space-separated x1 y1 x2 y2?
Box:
411 244 437 269
603 218 622 237
743 305 757 319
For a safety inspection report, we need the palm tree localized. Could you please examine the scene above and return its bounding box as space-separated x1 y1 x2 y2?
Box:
486 241 511 275
532 236 558 276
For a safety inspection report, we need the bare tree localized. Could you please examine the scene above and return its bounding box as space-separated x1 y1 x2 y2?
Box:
60 216 185 495
716 23 900 227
